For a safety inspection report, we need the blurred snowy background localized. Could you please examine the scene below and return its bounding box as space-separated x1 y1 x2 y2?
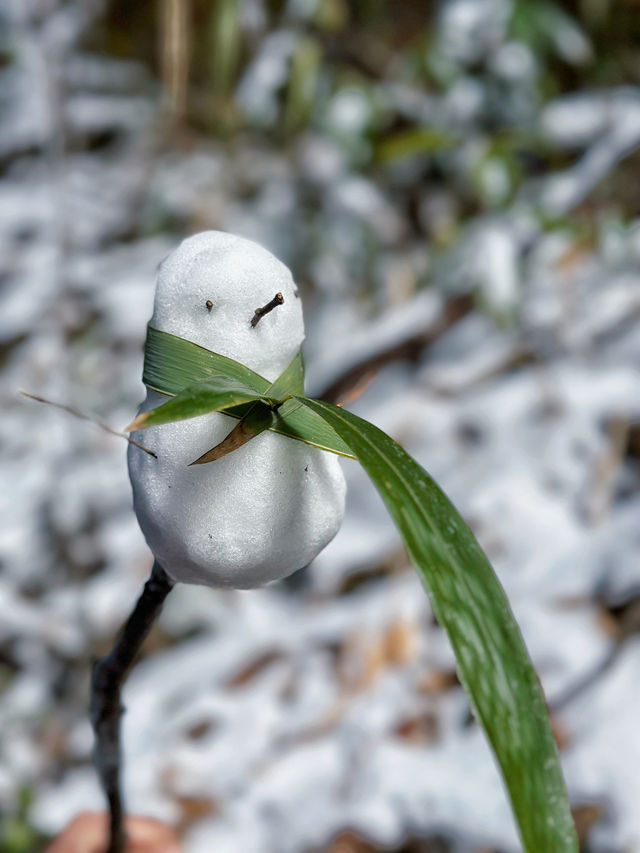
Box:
1 0 640 850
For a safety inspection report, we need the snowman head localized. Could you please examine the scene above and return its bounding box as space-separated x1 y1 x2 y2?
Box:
151 231 304 382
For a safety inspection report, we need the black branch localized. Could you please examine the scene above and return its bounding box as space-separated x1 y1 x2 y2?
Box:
90 561 174 853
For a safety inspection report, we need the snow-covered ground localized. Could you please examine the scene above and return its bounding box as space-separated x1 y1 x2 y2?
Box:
1 1 639 850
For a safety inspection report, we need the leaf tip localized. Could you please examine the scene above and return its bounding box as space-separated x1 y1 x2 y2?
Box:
125 412 148 432
188 446 226 466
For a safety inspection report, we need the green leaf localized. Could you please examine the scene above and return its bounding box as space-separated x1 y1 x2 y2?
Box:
127 374 270 432
266 348 305 398
188 394 356 463
140 329 354 459
143 326 270 397
187 349 307 463
293 396 577 853
271 398 355 458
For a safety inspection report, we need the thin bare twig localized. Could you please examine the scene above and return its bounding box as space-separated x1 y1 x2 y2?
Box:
20 392 157 458
250 292 284 327
90 561 174 853
549 594 640 712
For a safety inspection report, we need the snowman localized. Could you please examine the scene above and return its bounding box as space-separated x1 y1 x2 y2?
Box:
128 231 346 588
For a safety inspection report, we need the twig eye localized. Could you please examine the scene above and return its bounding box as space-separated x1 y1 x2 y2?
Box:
205 300 213 311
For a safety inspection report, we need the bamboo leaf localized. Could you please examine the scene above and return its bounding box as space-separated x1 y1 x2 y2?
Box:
190 402 276 465
292 396 578 853
187 348 307 463
143 326 270 397
266 349 305 398
187 394 356 463
139 328 354 458
271 398 355 458
127 374 270 432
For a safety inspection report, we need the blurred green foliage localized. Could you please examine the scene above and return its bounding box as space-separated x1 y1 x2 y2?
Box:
84 0 639 310
89 0 640 223
0 788 46 853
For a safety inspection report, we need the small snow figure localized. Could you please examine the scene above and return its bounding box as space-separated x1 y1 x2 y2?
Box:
127 231 346 587
93 232 346 853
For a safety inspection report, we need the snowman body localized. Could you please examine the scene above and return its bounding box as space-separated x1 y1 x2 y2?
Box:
128 232 346 588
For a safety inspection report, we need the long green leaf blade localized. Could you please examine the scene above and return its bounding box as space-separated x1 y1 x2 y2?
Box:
127 374 270 431
143 326 270 396
187 348 307 462
271 398 355 458
267 349 305 397
140 329 354 458
293 396 577 852
186 394 357 462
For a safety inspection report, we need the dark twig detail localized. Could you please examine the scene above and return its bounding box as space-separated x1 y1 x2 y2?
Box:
548 645 620 712
250 292 284 327
549 593 640 712
90 561 174 853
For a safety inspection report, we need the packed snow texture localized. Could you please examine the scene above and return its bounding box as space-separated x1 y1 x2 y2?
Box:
150 231 304 381
128 233 346 587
